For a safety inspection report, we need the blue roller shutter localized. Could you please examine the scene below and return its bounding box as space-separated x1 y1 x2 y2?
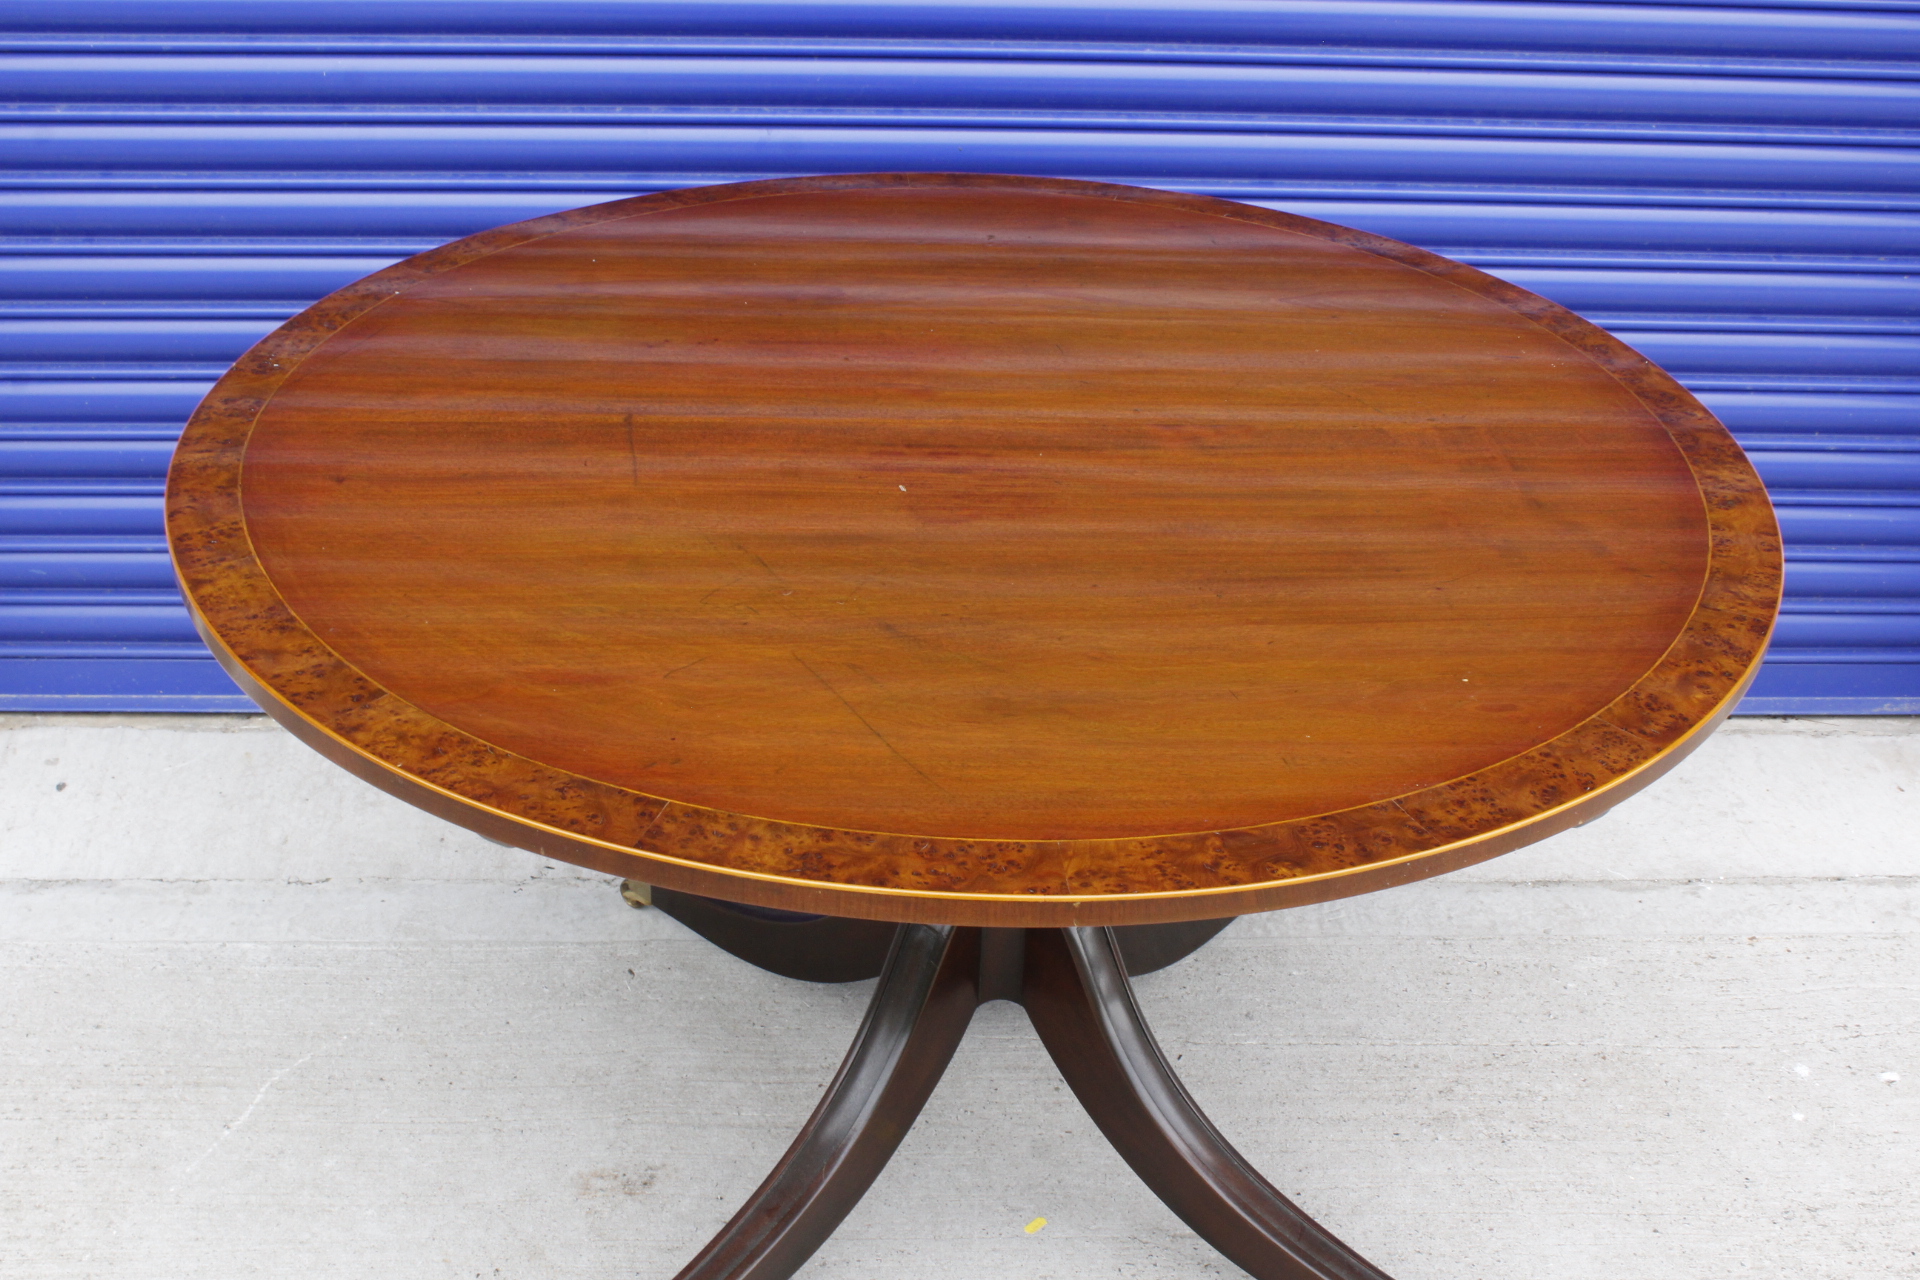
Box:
2 0 1914 713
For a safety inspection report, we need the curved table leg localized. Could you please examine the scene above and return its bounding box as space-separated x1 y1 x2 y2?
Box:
1022 927 1397 1280
674 924 979 1280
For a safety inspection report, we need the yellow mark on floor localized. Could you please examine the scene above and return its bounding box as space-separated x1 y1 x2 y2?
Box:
1024 1217 1048 1235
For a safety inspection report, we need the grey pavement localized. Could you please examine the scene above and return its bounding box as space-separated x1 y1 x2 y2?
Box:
1 712 1916 1279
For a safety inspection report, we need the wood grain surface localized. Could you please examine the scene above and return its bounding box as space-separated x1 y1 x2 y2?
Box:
166 173 1780 925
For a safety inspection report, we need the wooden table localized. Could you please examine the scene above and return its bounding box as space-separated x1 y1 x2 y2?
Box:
167 173 1781 1280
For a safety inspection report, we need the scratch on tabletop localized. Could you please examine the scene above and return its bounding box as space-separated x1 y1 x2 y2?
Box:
624 413 641 487
662 656 708 679
791 652 946 791
699 574 748 604
742 546 788 583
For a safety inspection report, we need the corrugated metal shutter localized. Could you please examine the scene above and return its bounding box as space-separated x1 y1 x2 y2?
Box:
3 0 1915 713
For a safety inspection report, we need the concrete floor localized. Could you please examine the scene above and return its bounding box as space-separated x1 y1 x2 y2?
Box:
1 712 1916 1280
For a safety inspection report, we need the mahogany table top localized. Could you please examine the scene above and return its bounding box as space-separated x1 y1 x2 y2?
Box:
167 173 1780 926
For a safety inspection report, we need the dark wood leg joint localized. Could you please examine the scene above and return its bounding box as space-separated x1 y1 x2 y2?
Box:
976 927 1027 1003
667 907 1395 1280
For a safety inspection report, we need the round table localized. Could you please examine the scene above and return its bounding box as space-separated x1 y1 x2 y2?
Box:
167 173 1780 1280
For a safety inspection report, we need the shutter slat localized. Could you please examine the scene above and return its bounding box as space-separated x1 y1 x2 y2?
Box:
3 1 1917 65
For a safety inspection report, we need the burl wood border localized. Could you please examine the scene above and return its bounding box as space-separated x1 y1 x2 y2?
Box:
166 173 1782 927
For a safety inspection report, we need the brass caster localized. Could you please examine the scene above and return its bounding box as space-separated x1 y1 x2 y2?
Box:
619 879 653 909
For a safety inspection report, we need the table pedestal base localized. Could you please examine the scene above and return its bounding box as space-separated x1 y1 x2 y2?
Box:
647 891 1394 1280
